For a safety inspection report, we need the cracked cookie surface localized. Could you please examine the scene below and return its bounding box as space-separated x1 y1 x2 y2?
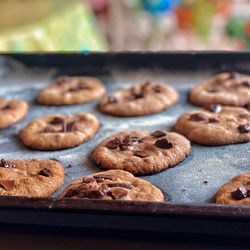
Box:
60 170 164 202
99 82 179 116
20 113 99 150
0 159 64 197
92 130 190 175
37 76 106 105
175 105 250 145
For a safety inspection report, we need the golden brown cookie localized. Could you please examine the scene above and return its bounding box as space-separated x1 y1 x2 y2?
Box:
37 76 106 105
99 81 179 116
60 170 164 202
92 130 191 175
189 72 250 107
20 113 99 150
215 172 250 205
0 99 29 129
175 105 250 146
0 159 64 197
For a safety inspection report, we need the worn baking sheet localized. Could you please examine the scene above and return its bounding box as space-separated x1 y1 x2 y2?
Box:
0 55 249 205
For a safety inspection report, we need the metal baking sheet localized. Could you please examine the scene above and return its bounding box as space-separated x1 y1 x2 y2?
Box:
0 54 249 204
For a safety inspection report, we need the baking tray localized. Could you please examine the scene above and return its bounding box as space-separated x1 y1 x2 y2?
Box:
0 52 250 236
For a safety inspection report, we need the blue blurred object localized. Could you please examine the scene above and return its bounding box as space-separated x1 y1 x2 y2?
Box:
142 0 179 14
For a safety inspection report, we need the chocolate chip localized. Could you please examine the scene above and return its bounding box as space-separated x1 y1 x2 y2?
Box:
0 159 16 168
242 80 250 87
68 83 89 92
134 151 148 158
238 124 250 133
204 104 222 113
132 91 144 99
153 85 162 93
107 95 117 104
78 189 104 199
108 188 128 200
106 138 122 149
228 72 240 79
1 104 11 110
107 183 133 189
50 117 64 125
94 175 118 181
155 139 173 149
208 118 219 123
207 88 221 93
231 185 248 200
38 168 51 177
239 114 250 119
151 130 166 138
119 144 127 151
189 113 206 122
44 125 55 133
0 180 15 191
64 188 79 198
66 122 78 132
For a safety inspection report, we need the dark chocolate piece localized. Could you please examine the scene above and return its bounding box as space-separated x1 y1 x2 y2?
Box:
208 118 219 123
242 80 250 87
155 138 173 149
106 138 122 149
64 188 79 198
151 130 166 138
94 175 118 181
189 113 206 121
38 168 52 177
108 188 128 200
153 85 162 93
238 124 250 133
231 185 248 200
66 122 78 132
49 117 64 125
1 104 11 110
78 189 104 199
0 159 16 168
107 183 133 189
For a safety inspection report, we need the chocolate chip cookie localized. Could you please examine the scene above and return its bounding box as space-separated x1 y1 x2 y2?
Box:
215 172 250 205
189 72 250 107
99 81 179 116
0 99 29 129
0 159 64 197
37 76 106 105
92 130 191 175
20 113 99 150
175 105 250 145
60 170 164 201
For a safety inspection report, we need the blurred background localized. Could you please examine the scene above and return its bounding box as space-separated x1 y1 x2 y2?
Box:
0 0 250 52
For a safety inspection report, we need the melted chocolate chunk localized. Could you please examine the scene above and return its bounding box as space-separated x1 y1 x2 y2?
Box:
107 183 133 189
189 113 206 122
50 117 64 125
0 180 15 191
204 104 222 113
94 175 118 181
0 159 16 168
207 88 221 93
68 83 89 92
153 85 162 93
108 188 128 200
66 122 78 132
242 80 250 87
134 151 148 158
106 138 122 149
208 118 219 123
238 124 250 133
151 130 166 138
239 114 250 119
155 139 173 149
107 95 117 104
64 188 79 198
78 189 105 199
231 185 248 200
38 168 52 177
132 91 144 99
44 125 55 133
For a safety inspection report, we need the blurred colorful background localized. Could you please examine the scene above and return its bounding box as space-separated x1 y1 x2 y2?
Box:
1 0 250 52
